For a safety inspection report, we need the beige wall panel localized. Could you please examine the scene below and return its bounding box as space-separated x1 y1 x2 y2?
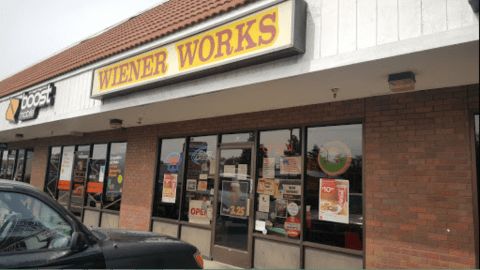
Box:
422 0 447 35
254 238 300 269
152 221 179 238
357 0 377 49
101 213 120 228
83 210 101 227
180 225 211 257
398 0 422 40
304 248 363 269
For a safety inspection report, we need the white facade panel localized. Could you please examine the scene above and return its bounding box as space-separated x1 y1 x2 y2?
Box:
399 0 422 40
447 0 479 30
321 0 339 57
339 0 357 53
377 0 399 45
357 0 377 49
422 0 448 35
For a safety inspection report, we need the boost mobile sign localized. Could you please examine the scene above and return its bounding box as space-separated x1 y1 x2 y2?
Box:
5 84 55 123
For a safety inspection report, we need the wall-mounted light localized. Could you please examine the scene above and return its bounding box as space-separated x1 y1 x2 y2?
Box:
331 88 340 98
388 72 416 93
15 134 24 141
110 119 123 129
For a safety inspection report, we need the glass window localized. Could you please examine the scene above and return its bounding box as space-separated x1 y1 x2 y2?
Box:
255 129 302 239
44 147 62 199
182 136 217 224
57 146 75 209
221 132 255 143
0 152 7 179
86 144 108 208
23 151 34 184
69 145 90 217
305 124 363 251
5 150 16 180
0 192 72 253
153 138 186 220
104 142 127 211
13 150 25 182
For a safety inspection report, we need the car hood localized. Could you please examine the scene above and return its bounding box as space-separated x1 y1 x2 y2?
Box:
90 227 201 269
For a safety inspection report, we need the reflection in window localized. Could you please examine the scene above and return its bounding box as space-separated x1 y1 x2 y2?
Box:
221 132 255 143
255 129 302 240
23 151 34 184
86 144 108 208
5 150 16 180
44 147 61 199
305 124 363 251
0 192 72 253
13 150 25 182
104 142 127 211
0 151 6 179
182 136 217 224
153 138 186 220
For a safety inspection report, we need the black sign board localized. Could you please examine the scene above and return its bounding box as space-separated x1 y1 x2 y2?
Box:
0 143 7 151
5 84 55 123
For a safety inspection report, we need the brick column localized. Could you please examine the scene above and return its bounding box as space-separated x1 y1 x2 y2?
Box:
119 126 158 231
364 86 477 269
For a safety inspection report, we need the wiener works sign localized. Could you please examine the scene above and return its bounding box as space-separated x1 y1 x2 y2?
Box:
91 0 306 99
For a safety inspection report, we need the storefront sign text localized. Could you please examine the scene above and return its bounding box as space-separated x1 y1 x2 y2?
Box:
91 0 306 99
6 84 55 123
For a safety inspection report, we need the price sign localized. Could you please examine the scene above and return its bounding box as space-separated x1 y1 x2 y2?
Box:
230 206 246 217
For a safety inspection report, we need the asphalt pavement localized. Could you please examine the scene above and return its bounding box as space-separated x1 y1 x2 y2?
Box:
203 260 243 269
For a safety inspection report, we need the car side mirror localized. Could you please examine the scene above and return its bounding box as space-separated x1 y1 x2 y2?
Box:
70 232 88 252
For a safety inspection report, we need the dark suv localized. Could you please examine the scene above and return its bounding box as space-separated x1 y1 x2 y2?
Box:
0 179 203 269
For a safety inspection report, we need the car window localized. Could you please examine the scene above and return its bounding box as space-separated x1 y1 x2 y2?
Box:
0 192 72 253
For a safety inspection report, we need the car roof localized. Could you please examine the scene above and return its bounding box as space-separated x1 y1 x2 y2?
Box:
0 179 44 195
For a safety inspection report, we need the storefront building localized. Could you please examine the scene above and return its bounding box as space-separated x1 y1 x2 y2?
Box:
0 0 479 268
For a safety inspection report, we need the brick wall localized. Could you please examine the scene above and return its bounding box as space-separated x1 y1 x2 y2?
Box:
7 84 479 269
364 85 479 269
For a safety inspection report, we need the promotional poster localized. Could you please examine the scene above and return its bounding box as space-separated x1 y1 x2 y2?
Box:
319 178 349 224
220 181 249 219
162 174 178 203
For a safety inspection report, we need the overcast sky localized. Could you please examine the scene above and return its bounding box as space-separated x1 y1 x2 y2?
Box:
0 0 166 82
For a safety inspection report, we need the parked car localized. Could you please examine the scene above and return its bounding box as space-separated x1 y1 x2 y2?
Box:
0 179 203 269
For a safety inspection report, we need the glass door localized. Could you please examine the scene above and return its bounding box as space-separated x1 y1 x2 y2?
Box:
69 145 90 218
212 146 254 268
23 150 34 184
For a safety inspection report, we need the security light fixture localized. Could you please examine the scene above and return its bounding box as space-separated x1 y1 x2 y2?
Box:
331 88 340 98
110 119 123 129
15 134 24 141
388 72 416 93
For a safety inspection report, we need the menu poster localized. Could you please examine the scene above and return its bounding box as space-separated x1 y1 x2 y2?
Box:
238 164 248 180
263 179 276 196
224 165 236 178
198 181 208 191
189 200 212 225
209 159 216 175
258 194 270 213
319 179 349 224
257 179 266 193
58 146 75 190
162 174 178 203
199 174 208 180
280 156 301 175
187 179 197 191
263 158 275 179
107 152 126 194
220 181 249 219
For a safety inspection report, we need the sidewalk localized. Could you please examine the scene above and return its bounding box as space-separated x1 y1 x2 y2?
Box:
203 260 244 269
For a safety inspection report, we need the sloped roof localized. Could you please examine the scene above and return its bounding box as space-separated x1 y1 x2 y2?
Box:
0 0 256 98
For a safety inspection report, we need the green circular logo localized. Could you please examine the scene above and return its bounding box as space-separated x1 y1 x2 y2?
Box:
318 141 352 176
